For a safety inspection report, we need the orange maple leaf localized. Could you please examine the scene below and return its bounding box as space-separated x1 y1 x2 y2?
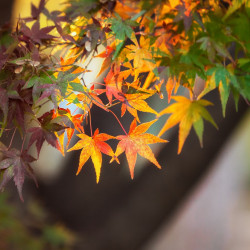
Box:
96 46 115 77
114 119 167 179
155 22 181 55
104 63 128 104
67 129 114 183
65 112 85 148
165 76 181 103
58 56 86 74
114 1 139 19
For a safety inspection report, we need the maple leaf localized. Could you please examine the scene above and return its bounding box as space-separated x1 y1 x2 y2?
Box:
207 65 238 116
0 149 37 201
197 36 233 62
158 96 218 154
7 95 33 134
68 82 107 114
54 71 83 97
36 84 62 107
95 46 114 77
126 36 156 78
121 92 158 122
109 13 138 59
59 108 84 133
235 59 250 102
0 47 8 70
30 0 46 20
28 111 66 156
104 63 126 104
42 7 68 34
174 1 198 32
58 56 87 74
0 87 8 133
67 129 114 183
27 72 57 102
20 21 56 45
114 1 139 20
165 76 181 103
121 61 138 79
155 22 180 55
34 71 82 107
169 0 181 8
105 68 158 120
114 119 167 179
104 67 158 120
53 108 85 151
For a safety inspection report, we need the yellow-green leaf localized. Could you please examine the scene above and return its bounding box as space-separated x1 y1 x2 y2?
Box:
158 96 217 154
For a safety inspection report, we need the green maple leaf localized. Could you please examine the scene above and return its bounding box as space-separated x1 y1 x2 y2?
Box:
197 37 233 62
228 12 250 52
109 14 138 59
180 47 209 80
207 65 239 116
207 65 229 88
237 74 250 100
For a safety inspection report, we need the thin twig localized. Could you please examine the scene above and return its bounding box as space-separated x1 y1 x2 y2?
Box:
88 110 93 137
21 134 26 153
8 128 17 150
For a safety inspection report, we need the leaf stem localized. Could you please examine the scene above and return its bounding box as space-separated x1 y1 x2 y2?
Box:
21 134 26 153
8 128 17 150
108 109 128 135
89 111 93 137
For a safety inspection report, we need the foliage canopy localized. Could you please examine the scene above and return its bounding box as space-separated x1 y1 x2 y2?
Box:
0 0 249 200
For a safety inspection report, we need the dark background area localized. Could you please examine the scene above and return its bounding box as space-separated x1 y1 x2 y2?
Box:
0 0 15 26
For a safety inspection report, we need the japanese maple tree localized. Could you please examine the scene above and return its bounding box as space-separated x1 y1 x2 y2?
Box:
0 0 249 200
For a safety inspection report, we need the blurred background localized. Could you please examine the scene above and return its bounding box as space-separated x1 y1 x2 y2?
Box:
0 0 250 249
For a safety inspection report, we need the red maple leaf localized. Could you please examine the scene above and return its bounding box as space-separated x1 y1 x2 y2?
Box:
104 64 126 104
0 148 37 201
20 21 56 44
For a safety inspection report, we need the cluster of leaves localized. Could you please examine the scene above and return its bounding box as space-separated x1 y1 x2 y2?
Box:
0 0 249 200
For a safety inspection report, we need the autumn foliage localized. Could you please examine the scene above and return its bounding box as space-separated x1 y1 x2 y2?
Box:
0 0 249 200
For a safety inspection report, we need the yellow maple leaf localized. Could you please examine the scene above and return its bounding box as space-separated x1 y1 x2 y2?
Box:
121 92 158 122
126 36 155 78
158 96 218 154
67 129 114 183
169 0 180 8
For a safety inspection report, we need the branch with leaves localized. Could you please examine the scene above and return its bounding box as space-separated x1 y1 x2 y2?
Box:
0 0 249 200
